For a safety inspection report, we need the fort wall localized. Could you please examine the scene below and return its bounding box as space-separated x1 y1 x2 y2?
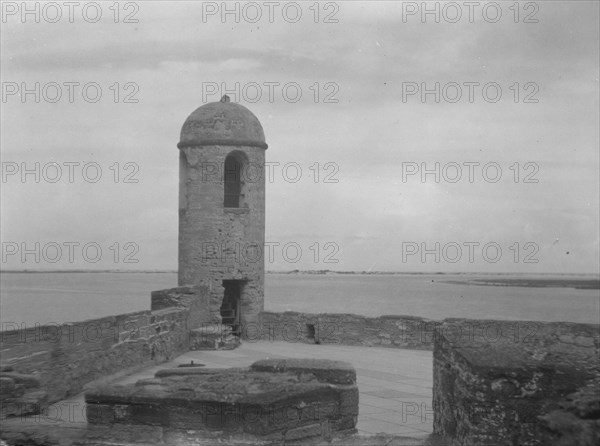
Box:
0 286 210 415
257 311 441 349
2 304 598 445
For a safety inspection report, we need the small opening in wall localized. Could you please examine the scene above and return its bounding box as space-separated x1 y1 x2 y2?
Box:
306 324 320 344
221 280 242 337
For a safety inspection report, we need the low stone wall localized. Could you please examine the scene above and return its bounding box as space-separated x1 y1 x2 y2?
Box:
85 358 358 442
0 286 210 416
433 318 600 446
257 311 441 350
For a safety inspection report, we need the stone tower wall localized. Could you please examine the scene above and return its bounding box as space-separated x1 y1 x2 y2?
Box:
178 145 265 329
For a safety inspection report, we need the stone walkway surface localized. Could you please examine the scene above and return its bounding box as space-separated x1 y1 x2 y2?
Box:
54 341 433 438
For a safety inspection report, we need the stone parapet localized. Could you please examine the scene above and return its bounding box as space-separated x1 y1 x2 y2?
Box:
432 318 600 445
151 285 211 329
0 286 212 416
259 311 441 349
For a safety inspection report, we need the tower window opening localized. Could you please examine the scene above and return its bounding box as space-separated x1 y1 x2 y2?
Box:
224 153 243 208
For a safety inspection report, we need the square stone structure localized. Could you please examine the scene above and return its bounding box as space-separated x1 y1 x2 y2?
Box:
176 95 267 337
433 318 600 446
85 358 358 442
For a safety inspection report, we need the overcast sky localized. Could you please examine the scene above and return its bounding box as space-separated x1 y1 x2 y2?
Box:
1 1 598 273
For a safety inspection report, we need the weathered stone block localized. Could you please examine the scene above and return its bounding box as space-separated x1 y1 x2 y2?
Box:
433 318 600 446
85 359 358 441
538 377 600 446
339 387 360 416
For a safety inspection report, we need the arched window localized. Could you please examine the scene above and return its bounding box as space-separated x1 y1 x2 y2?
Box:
224 152 244 208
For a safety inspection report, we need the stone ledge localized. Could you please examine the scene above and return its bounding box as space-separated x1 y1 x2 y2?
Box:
250 358 356 385
439 318 599 373
0 419 447 445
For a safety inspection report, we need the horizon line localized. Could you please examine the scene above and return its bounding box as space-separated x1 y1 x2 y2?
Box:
1 269 598 277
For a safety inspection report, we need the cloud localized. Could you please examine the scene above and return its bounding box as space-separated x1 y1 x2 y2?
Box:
1 1 598 273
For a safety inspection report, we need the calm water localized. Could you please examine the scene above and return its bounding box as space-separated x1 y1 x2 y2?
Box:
1 272 599 328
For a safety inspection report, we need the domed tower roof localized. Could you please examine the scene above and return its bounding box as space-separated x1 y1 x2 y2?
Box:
177 95 267 149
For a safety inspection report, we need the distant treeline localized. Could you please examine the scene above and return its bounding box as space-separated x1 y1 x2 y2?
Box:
467 279 600 290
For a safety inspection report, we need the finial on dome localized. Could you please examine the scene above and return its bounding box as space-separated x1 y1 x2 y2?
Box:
220 95 230 103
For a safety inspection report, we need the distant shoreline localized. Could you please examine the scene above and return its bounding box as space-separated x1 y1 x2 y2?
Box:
444 279 600 290
1 269 598 277
1 269 598 290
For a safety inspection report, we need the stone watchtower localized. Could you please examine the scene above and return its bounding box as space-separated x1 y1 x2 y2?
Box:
177 95 267 336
